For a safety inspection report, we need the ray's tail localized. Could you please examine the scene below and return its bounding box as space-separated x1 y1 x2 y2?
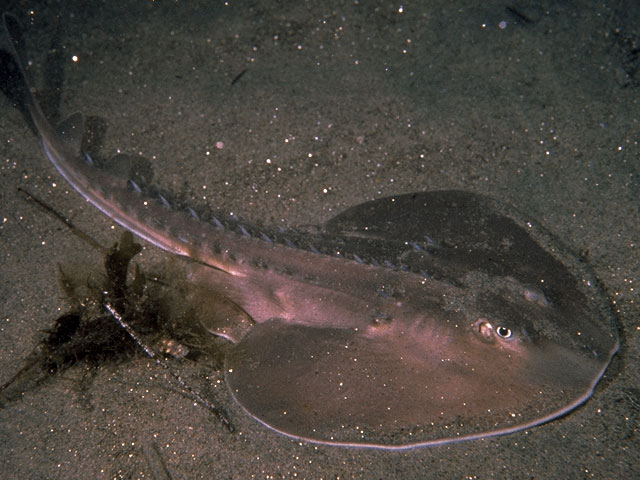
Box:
0 13 248 274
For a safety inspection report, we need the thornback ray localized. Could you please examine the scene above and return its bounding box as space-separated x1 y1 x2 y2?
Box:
1 13 619 449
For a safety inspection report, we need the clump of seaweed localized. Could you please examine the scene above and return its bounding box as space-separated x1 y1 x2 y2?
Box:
1 231 161 404
1 197 231 428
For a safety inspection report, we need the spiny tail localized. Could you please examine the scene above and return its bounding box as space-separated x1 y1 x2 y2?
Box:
0 13 242 273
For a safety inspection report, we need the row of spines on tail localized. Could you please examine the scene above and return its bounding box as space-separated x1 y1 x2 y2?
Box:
106 157 437 277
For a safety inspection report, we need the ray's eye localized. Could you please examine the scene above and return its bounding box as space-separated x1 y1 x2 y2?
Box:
496 325 513 339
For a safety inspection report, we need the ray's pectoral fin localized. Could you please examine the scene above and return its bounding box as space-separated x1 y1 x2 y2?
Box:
226 320 382 445
225 319 515 447
224 316 609 448
225 319 475 447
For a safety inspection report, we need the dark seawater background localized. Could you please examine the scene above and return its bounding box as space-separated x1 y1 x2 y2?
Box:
0 1 637 478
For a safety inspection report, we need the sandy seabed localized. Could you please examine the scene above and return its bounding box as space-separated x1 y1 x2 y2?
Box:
0 1 637 478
